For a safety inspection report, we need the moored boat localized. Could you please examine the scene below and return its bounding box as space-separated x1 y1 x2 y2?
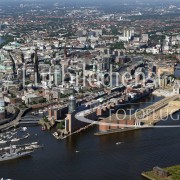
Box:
0 145 33 162
38 110 43 114
31 111 39 115
0 140 7 144
21 127 27 132
10 138 20 142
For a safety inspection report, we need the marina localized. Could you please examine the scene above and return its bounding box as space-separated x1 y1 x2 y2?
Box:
0 127 43 163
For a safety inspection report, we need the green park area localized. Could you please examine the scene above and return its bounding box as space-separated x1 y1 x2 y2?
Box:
142 165 180 180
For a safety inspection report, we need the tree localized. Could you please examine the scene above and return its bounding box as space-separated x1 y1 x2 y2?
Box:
57 121 65 129
111 42 125 50
43 115 48 122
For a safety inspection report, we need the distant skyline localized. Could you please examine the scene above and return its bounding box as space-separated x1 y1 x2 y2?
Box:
0 0 180 12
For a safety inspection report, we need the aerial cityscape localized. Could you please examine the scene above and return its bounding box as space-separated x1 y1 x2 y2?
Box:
0 0 180 179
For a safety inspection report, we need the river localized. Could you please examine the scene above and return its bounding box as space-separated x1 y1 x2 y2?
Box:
0 95 180 180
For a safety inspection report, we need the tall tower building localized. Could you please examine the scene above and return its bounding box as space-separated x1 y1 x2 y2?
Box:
21 53 25 63
64 44 67 59
34 48 40 83
66 93 77 133
8 52 15 74
68 95 76 114
0 97 5 119
54 66 62 86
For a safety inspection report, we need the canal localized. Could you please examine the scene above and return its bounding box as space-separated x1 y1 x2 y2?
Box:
0 95 180 180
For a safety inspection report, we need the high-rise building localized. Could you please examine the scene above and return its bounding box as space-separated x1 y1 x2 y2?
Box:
141 34 149 42
0 97 5 119
64 44 67 59
68 95 76 114
119 27 134 41
21 53 25 63
54 66 62 86
34 49 40 83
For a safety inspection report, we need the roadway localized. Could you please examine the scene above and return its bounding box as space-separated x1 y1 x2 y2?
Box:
0 107 30 131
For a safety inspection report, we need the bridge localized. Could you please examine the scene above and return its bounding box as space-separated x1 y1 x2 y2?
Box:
0 107 31 131
18 115 40 126
20 115 39 121
19 121 39 126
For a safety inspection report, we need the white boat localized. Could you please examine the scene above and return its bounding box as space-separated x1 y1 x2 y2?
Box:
30 144 43 148
116 142 123 145
18 142 38 148
31 142 38 145
31 111 39 115
11 138 20 142
38 110 43 114
2 145 17 151
23 133 30 139
53 132 58 138
0 140 7 144
25 144 43 150
20 127 27 132
24 146 33 150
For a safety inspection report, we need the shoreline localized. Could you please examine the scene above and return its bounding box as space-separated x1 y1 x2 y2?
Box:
94 126 150 136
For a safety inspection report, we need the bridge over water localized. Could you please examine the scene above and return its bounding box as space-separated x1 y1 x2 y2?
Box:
18 115 40 126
